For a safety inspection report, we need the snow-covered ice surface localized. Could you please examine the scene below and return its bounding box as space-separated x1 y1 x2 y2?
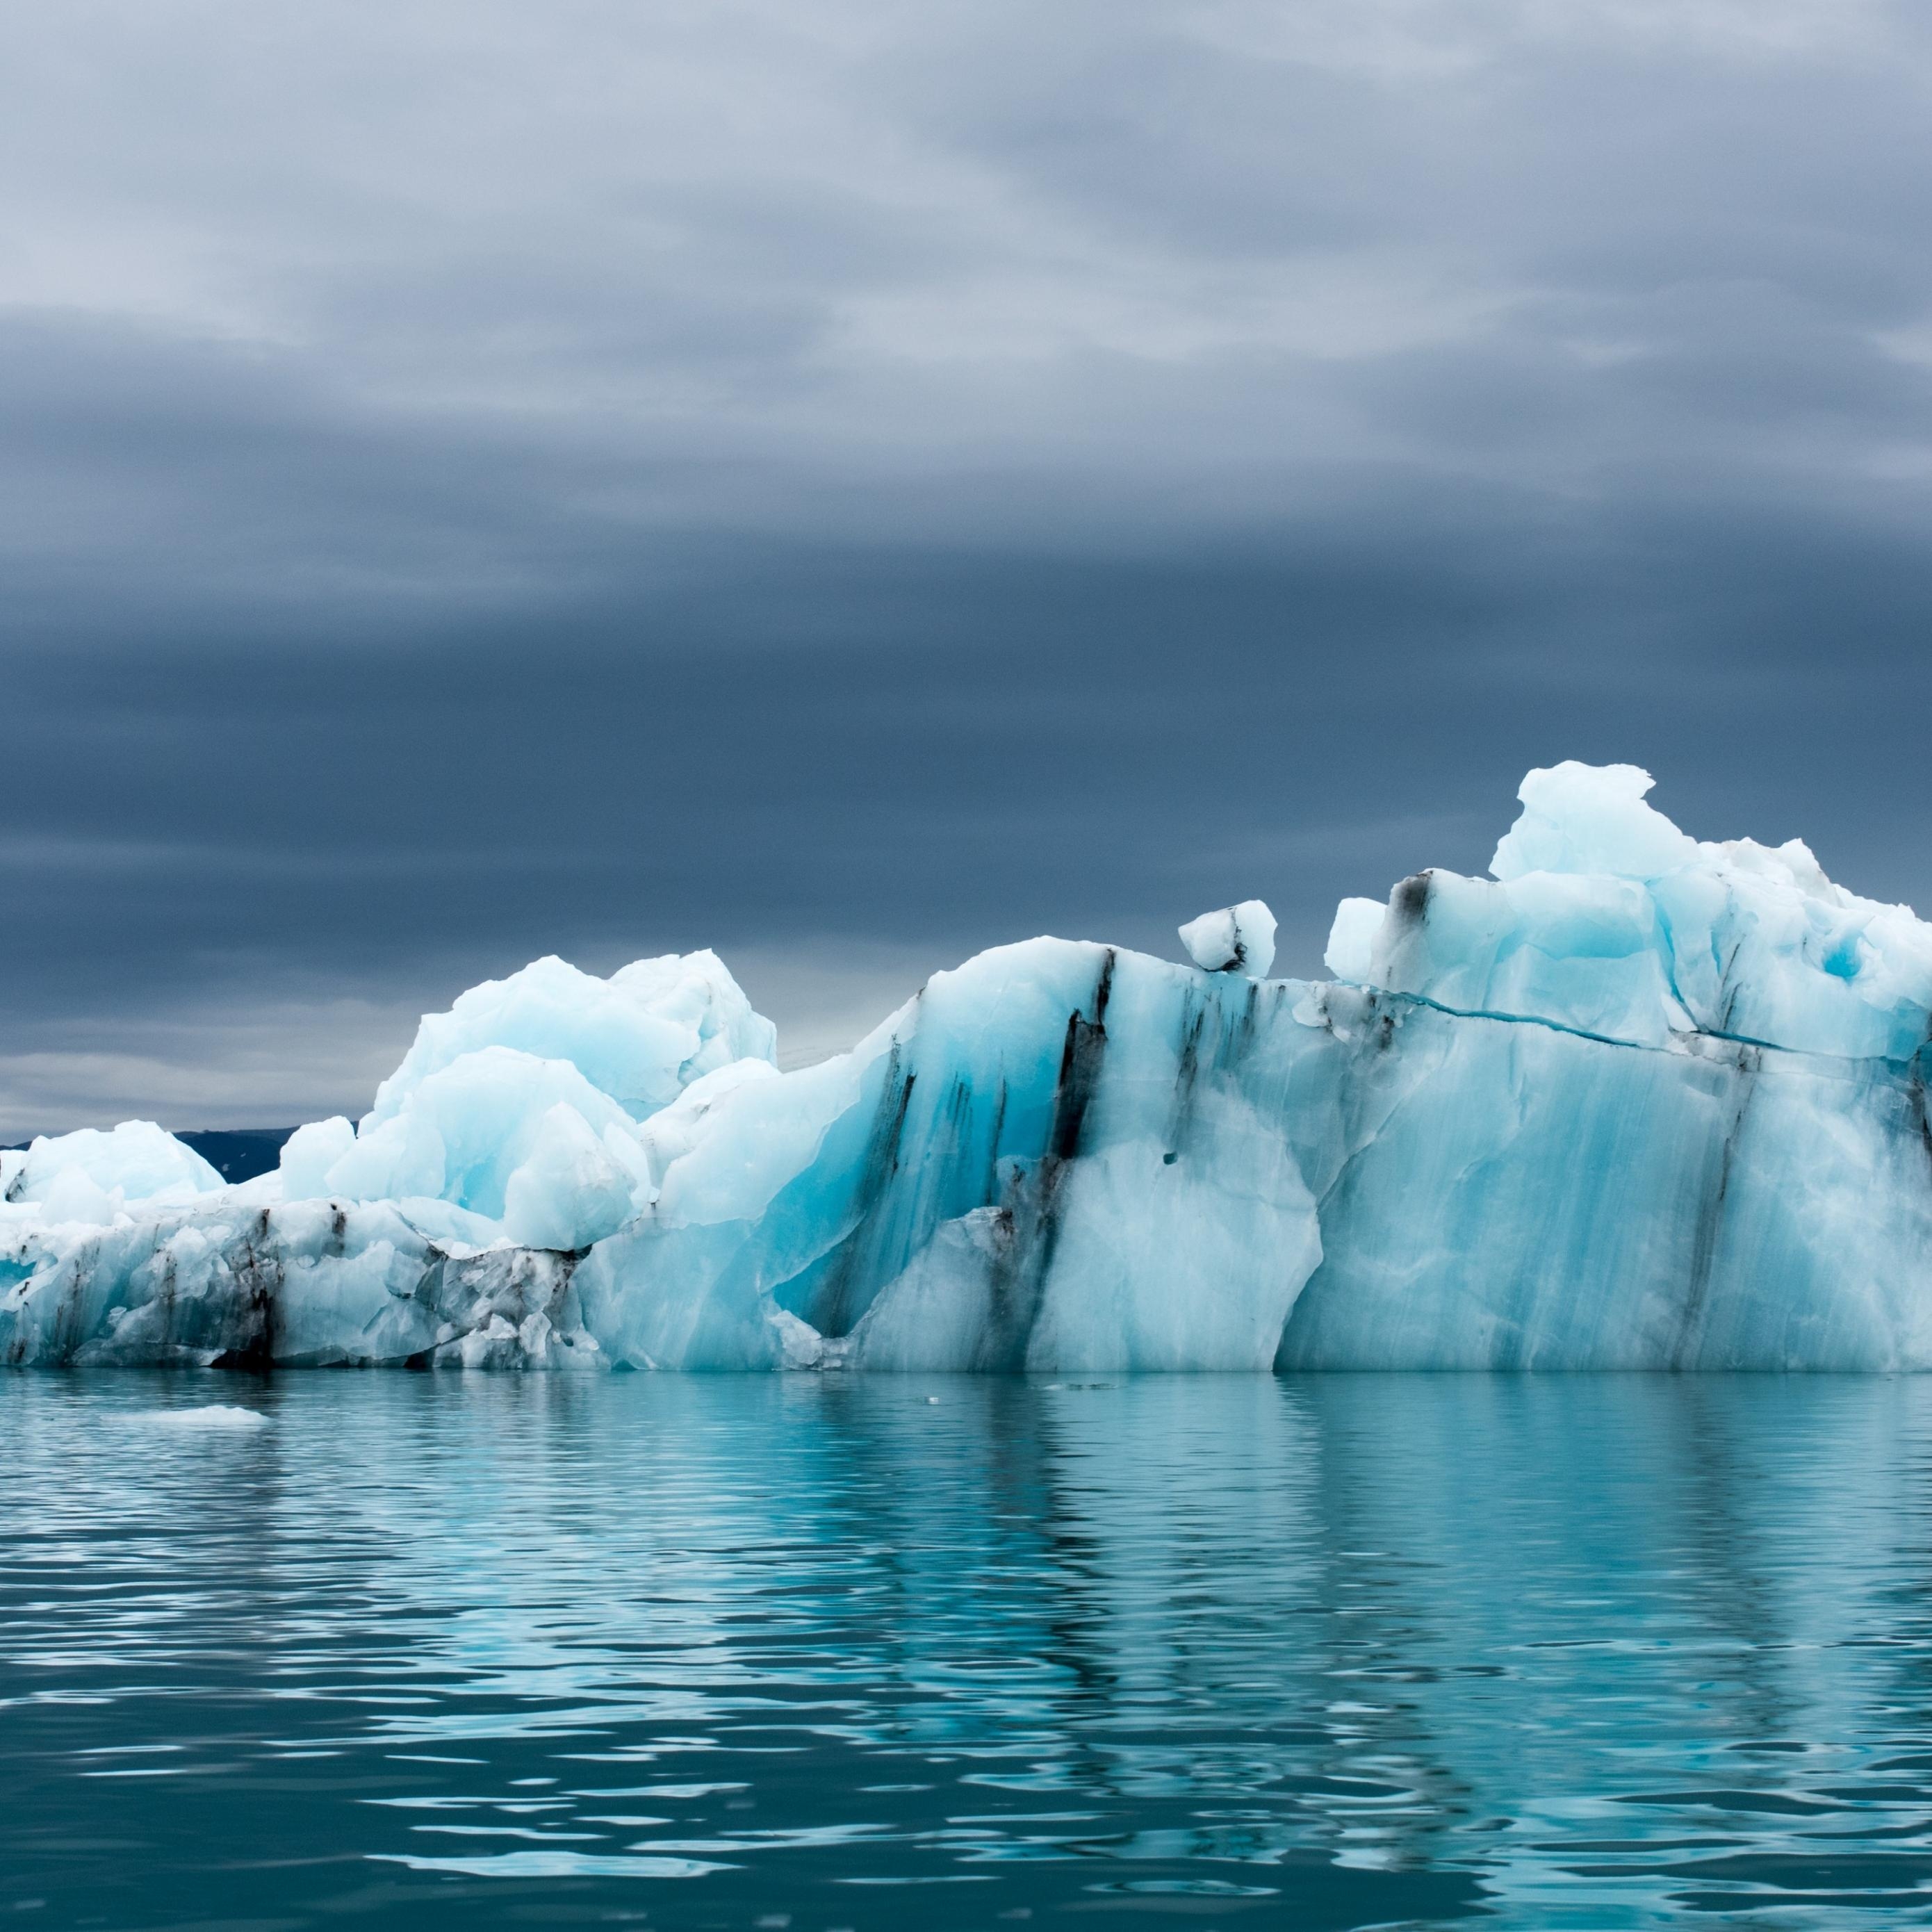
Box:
9 762 1932 1371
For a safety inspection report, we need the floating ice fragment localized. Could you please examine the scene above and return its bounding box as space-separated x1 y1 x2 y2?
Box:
1179 900 1276 979
126 1405 270 1429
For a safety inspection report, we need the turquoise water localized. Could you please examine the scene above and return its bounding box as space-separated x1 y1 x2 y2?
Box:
6 1375 1932 1929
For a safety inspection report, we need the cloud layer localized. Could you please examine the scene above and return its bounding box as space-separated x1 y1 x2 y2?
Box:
7 0 1932 1133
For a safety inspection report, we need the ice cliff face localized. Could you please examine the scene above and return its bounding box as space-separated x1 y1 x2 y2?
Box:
8 762 1932 1371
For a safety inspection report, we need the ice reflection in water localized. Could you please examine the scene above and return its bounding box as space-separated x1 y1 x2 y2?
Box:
6 1375 1932 1928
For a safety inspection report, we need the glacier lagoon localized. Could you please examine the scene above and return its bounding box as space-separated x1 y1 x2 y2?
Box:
11 1371 1932 1929
7 760 1932 1371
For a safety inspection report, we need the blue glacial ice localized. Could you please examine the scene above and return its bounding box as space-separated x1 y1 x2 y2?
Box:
7 761 1932 1371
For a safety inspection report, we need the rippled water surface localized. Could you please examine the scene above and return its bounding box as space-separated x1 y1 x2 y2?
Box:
8 1375 1932 1929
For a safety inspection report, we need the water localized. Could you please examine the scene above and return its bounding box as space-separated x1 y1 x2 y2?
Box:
7 1375 1932 1929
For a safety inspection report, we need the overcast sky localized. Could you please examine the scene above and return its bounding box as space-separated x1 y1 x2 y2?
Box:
7 0 1932 1135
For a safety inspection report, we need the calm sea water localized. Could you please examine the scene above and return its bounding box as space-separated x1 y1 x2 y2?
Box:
7 1374 1932 1930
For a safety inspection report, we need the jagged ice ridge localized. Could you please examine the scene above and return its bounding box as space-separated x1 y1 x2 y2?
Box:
8 762 1932 1370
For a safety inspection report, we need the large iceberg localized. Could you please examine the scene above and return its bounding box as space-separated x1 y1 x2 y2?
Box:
8 763 1932 1371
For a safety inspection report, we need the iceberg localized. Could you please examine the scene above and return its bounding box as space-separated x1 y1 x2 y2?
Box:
7 762 1932 1371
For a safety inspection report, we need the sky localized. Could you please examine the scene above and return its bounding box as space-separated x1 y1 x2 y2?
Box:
7 0 1932 1136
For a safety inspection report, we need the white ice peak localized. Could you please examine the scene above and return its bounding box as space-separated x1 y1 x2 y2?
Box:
1325 760 1932 1061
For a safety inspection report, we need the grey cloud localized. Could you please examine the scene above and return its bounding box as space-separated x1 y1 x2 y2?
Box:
5 0 1932 1132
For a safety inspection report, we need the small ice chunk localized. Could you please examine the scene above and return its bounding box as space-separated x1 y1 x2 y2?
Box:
1325 897 1386 983
126 1405 271 1429
1179 901 1277 979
